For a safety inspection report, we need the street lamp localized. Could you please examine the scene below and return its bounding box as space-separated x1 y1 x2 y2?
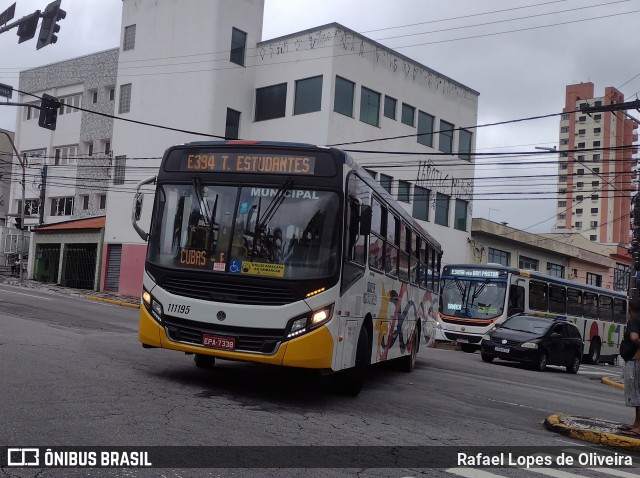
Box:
0 131 26 282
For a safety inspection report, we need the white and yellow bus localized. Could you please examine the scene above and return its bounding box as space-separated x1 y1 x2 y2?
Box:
438 264 627 364
133 141 442 395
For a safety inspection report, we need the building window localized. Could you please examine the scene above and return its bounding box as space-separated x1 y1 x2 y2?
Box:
593 154 600 161
557 213 565 220
412 186 429 221
434 193 449 226
586 272 602 287
91 90 98 104
17 199 41 217
384 96 396 120
593 167 600 173
255 83 287 121
559 175 567 182
118 83 132 114
54 145 78 165
561 113 570 120
109 87 115 101
334 76 354 117
113 155 126 185
81 195 89 210
547 263 565 278
401 103 415 126
379 174 392 193
294 75 322 115
50 197 74 216
230 27 247 66
591 208 598 214
577 142 585 148
99 194 107 210
577 169 584 175
560 126 569 133
104 140 111 155
577 155 585 161
590 221 598 228
576 182 583 188
558 201 566 207
438 120 454 154
593 141 601 147
559 188 567 194
559 163 567 170
488 248 510 267
22 101 41 121
458 129 472 161
591 194 598 200
560 139 568 145
589 235 597 241
575 195 583 201
359 86 380 127
578 116 586 123
578 129 586 135
225 108 241 139
594 127 601 134
592 181 599 187
123 24 136 51
84 141 93 156
454 199 467 231
519 256 539 271
417 111 434 147
397 180 410 202
614 263 630 293
576 208 583 214
575 221 582 228
58 94 82 115
594 114 601 120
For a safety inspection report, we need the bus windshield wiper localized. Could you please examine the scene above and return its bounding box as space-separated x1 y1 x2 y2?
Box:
192 177 211 227
257 178 293 232
471 279 490 301
207 194 219 253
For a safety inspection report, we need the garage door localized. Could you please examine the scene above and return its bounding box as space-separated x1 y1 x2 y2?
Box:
104 244 122 291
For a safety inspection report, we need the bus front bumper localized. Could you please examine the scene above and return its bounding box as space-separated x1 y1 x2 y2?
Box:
138 306 334 369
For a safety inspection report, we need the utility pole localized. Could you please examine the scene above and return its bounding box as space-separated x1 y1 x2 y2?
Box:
0 131 26 282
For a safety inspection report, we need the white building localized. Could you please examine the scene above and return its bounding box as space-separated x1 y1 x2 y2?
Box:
104 0 479 296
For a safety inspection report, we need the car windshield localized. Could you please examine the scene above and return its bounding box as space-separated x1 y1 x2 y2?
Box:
147 183 341 279
440 278 506 319
499 316 551 334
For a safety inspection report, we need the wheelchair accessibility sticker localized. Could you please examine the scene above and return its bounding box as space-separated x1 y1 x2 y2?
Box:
228 260 242 273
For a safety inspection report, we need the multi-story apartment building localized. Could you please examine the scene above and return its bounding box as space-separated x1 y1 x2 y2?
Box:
555 82 638 243
9 49 118 286
0 128 20 267
103 0 479 296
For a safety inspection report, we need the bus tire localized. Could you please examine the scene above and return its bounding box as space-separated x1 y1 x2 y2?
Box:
337 325 371 397
459 343 477 353
588 338 601 364
566 354 581 374
194 354 216 370
399 327 418 373
481 352 494 363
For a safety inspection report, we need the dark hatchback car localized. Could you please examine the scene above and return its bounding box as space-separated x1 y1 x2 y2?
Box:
480 314 583 373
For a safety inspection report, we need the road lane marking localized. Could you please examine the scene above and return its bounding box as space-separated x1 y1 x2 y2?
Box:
578 370 619 375
0 289 53 301
446 468 507 478
588 468 640 477
529 468 589 477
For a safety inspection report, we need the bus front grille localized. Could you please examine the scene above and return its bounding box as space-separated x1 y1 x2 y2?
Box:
160 276 299 305
163 316 284 354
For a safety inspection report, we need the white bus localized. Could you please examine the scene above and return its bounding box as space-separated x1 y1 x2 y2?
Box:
438 264 627 364
133 141 442 395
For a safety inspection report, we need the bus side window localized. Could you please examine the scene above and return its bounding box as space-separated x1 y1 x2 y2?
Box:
567 288 582 316
508 284 525 315
346 196 366 266
368 198 384 271
529 280 548 311
583 292 598 319
613 298 627 323
599 295 613 321
549 284 566 314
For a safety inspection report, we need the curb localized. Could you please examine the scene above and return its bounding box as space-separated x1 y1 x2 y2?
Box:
601 376 624 390
83 296 140 309
544 414 640 452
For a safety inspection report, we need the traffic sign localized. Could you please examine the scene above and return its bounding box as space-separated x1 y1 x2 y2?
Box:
0 3 16 26
0 83 13 99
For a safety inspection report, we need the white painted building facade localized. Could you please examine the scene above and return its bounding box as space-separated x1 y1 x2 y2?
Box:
105 0 480 295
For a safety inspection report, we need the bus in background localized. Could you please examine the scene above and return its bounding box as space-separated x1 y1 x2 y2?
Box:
132 141 442 395
438 263 626 364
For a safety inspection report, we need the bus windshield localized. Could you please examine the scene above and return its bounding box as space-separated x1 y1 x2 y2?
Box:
440 278 507 319
147 183 340 279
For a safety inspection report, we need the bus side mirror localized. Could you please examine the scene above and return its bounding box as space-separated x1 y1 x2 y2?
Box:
134 193 143 221
359 205 371 236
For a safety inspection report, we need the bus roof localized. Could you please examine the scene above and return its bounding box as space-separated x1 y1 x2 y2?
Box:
443 263 627 299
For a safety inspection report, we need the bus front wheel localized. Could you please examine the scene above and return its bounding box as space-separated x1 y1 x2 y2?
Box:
337 325 371 396
399 328 418 373
587 339 601 365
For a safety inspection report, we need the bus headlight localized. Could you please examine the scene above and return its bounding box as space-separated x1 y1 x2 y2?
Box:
286 305 334 339
521 341 538 349
142 290 151 307
142 288 163 323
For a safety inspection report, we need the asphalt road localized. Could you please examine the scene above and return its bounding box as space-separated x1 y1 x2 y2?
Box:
0 282 637 478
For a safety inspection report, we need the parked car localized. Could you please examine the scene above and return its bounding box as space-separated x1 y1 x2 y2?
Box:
480 314 583 373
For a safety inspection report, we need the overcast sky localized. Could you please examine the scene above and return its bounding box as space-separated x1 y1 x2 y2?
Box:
1 0 638 233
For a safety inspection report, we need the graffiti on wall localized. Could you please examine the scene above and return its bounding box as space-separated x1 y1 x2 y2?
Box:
416 159 474 208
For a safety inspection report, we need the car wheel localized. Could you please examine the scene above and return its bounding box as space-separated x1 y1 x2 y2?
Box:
588 339 601 364
194 354 216 370
459 343 477 353
566 354 581 374
481 352 494 363
536 352 548 372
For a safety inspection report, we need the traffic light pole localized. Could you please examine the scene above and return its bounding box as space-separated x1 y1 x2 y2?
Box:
0 130 26 282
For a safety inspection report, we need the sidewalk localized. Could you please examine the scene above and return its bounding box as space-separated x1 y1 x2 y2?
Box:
0 275 140 308
545 414 640 452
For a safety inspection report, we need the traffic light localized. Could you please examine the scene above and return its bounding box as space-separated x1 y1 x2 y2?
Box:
36 0 66 50
38 93 59 130
16 12 40 44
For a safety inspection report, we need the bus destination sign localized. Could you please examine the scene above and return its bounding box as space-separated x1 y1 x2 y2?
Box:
446 268 506 278
183 153 316 175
